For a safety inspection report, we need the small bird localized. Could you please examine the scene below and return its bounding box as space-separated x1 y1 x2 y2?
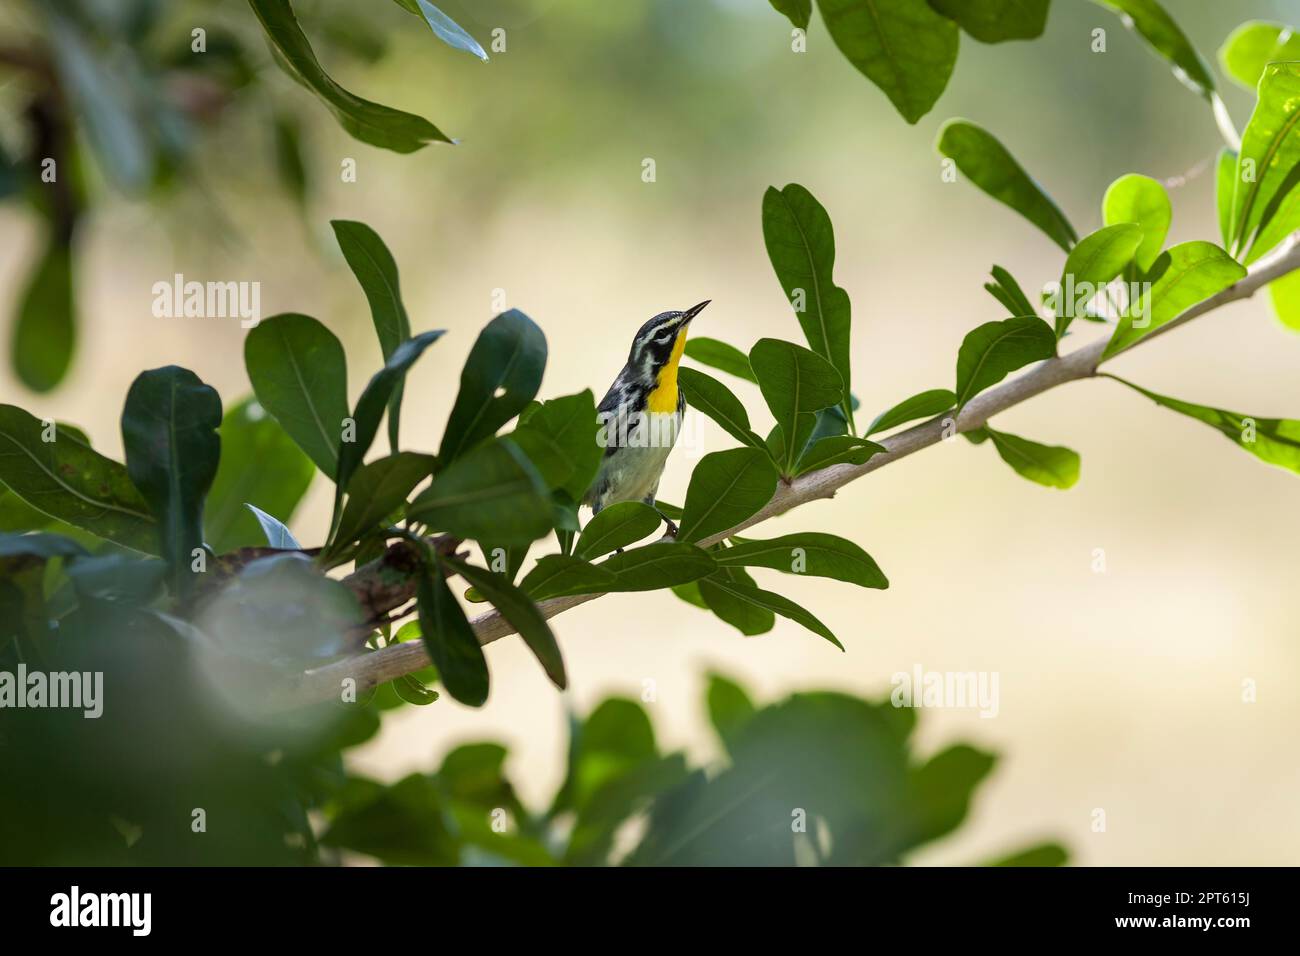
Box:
584 300 711 535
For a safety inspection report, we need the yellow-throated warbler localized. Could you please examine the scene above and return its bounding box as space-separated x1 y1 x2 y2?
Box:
584 300 711 535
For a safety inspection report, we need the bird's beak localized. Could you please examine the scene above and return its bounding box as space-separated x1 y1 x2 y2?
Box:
682 300 711 323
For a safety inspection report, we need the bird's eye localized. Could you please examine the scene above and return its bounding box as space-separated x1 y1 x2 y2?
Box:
655 334 672 344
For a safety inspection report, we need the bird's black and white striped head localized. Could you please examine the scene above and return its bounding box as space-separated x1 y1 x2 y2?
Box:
625 300 710 381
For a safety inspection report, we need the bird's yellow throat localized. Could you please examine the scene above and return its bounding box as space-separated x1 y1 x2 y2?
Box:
645 327 688 413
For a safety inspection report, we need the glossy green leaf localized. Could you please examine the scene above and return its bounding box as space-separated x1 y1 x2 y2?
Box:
768 0 811 29
0 406 155 552
867 388 956 435
698 568 776 636
598 541 717 590
520 553 617 600
247 0 450 152
332 452 435 551
575 501 662 560
937 120 1077 251
695 576 842 648
684 337 757 384
928 0 1049 43
1219 20 1300 91
407 438 551 544
418 559 489 707
976 425 1080 489
678 447 779 543
206 397 314 554
761 185 855 428
1229 64 1300 256
1091 0 1215 100
245 503 301 549
983 265 1038 317
393 0 489 60
244 313 349 479
815 0 959 124
1109 375 1300 475
440 310 547 464
447 557 565 690
955 316 1056 409
12 235 74 393
1215 148 1237 249
1268 269 1300 332
121 367 222 590
713 532 888 588
750 338 844 473
677 367 767 451
1102 174 1170 273
505 389 601 502
1053 223 1144 338
794 435 885 475
330 220 412 451
1103 242 1245 358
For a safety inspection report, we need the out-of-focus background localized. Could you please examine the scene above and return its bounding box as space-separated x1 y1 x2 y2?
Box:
3 0 1298 864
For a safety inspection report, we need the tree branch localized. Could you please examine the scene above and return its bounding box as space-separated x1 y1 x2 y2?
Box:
288 231 1300 708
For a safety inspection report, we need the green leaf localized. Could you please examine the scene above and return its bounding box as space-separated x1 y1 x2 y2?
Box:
768 0 811 30
206 397 314 554
322 774 457 865
927 0 1049 43
1103 241 1245 359
332 452 435 551
986 843 1069 867
794 435 884 475
440 310 548 464
693 576 842 648
1102 174 1170 273
0 531 88 563
12 234 74 393
417 559 489 707
1216 148 1237 249
955 316 1056 409
1053 223 1144 338
244 313 349 479
120 367 223 591
575 501 662 560
1090 0 1215 100
520 553 616 600
1268 269 1300 332
1232 64 1300 257
761 185 855 428
814 0 959 124
1219 20 1300 92
978 425 1080 489
678 448 780 543
937 120 1077 251
247 0 450 152
396 0 489 60
983 265 1038 317
245 503 301 549
597 541 717 590
1108 375 1300 475
900 744 998 848
749 338 844 473
332 330 444 533
505 389 601 502
684 337 757 384
697 568 776 636
677 367 767 452
867 389 955 435
713 532 888 588
330 220 412 451
705 672 757 749
447 557 565 690
0 406 155 552
407 438 551 544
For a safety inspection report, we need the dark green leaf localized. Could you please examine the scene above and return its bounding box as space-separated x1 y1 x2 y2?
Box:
928 0 1048 43
247 0 450 152
121 367 222 591
440 310 547 464
1219 20 1300 91
321 774 457 864
575 501 662 560
750 338 844 473
447 557 566 690
244 503 301 549
677 367 767 451
955 316 1056 409
598 541 717 590
980 425 1080 489
986 842 1070 867
695 576 842 648
244 313 349 478
1102 174 1171 273
1103 242 1245 358
795 435 884 475
0 531 87 562
0 406 155 552
520 553 617 600
815 0 959 124
505 389 601 502
12 234 74 393
332 452 435 551
206 397 314 554
705 672 757 749
984 265 1038 317
937 120 1077 251
408 438 551 544
768 0 811 30
1053 223 1144 338
679 447 779 542
761 185 855 428
330 220 412 451
867 388 955 435
418 558 489 707
684 337 757 383
698 568 776 636
1091 0 1215 100
899 744 997 848
713 531 888 588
